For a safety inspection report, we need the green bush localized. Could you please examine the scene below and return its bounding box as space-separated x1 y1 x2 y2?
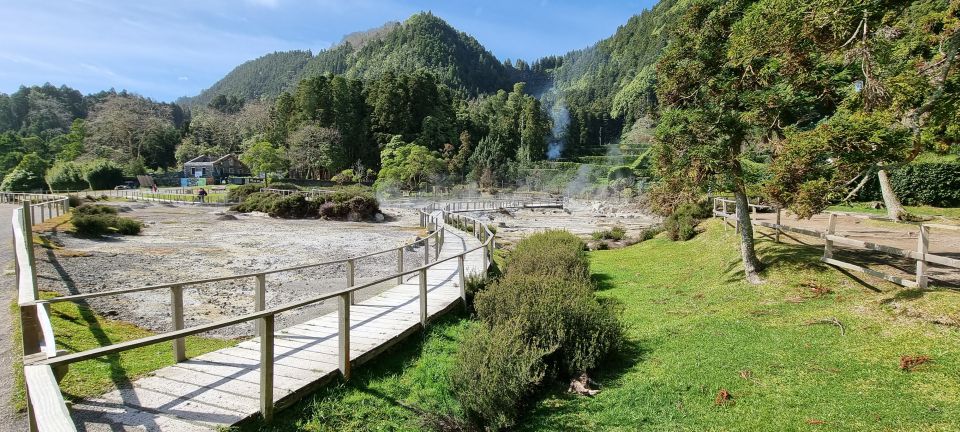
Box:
46 162 87 191
607 165 634 181
227 184 263 202
74 204 118 216
591 225 627 241
267 182 300 191
269 194 318 218
664 202 709 241
506 230 589 282
71 207 142 236
451 231 623 430
67 195 83 208
71 214 113 236
857 162 960 206
231 191 281 213
450 320 548 431
113 217 143 235
475 274 623 375
84 160 124 190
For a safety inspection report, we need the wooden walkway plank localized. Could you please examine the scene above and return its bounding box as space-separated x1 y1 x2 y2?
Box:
71 217 484 431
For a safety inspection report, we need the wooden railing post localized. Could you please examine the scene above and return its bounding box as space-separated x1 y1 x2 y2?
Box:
347 259 356 304
254 274 266 337
775 208 781 243
823 213 837 259
260 314 275 422
338 293 351 380
423 237 430 264
397 248 404 285
419 269 428 327
170 285 186 362
458 255 466 306
434 231 441 257
917 225 929 289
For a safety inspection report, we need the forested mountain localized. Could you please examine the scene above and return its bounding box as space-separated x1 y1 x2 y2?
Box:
183 13 514 107
532 0 691 157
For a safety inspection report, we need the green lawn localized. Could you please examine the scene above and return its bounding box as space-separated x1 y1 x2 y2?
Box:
248 219 960 431
828 202 960 220
12 293 237 409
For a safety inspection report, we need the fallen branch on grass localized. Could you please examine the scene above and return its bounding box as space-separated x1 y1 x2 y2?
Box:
804 317 846 336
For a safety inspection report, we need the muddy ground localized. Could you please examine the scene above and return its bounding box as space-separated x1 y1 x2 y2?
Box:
34 202 427 338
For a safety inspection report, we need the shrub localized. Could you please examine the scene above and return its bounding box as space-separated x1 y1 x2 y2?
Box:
74 204 118 216
84 160 124 190
664 202 709 241
475 274 623 375
607 165 634 181
71 214 113 236
451 231 623 430
227 184 263 202
450 319 548 431
67 195 82 208
268 193 318 219
331 169 354 185
113 217 143 235
231 191 281 213
267 182 300 191
46 161 88 191
858 162 960 206
591 225 626 241
638 225 663 242
506 230 589 282
0 168 43 192
71 206 142 236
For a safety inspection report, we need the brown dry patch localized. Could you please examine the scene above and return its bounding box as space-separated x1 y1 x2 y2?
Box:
31 214 73 233
54 249 92 258
899 355 931 371
806 419 827 425
714 389 733 406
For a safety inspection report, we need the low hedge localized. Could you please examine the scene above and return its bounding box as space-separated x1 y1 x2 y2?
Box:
232 188 380 220
71 205 142 236
504 230 590 282
857 162 960 207
451 231 622 430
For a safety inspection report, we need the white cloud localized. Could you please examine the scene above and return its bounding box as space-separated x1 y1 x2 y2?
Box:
245 0 280 8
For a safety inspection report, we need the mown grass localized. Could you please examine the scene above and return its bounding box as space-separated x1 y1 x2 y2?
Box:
11 292 236 409
239 315 472 432
518 219 960 431
252 219 959 431
828 202 960 220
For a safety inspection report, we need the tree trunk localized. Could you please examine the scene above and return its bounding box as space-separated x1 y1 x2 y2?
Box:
877 169 907 221
733 185 763 284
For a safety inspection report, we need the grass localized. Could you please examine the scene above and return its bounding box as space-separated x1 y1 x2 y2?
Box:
238 315 472 432
517 220 960 431
253 220 960 431
11 292 236 409
828 202 960 220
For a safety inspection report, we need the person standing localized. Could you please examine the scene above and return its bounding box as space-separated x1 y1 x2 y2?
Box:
197 188 208 203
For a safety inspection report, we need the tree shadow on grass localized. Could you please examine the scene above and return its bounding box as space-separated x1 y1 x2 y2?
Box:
591 273 616 291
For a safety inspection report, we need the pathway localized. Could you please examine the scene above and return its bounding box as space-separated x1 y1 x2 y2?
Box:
69 215 483 431
0 205 27 432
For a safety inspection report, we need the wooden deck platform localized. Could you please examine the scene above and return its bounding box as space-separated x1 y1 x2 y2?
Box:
69 220 484 431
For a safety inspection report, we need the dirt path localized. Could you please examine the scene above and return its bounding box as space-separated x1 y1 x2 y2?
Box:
0 204 26 432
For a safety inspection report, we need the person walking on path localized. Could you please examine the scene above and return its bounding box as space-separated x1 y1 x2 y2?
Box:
197 188 208 203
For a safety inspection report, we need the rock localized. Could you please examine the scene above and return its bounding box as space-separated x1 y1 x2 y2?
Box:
216 214 238 221
374 213 385 222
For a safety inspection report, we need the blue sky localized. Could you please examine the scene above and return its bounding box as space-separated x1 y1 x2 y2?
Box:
0 0 657 102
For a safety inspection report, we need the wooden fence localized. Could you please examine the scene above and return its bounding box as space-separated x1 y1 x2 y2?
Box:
11 196 548 431
712 197 960 289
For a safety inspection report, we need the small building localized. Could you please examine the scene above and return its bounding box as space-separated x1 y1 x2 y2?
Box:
183 154 250 183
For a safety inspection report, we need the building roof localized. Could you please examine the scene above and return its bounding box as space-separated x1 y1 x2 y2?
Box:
184 154 239 166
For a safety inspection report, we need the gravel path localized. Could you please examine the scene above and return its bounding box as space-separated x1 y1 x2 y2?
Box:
0 204 26 432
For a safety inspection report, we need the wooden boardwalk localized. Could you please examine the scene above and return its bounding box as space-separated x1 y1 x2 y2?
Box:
68 218 484 431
